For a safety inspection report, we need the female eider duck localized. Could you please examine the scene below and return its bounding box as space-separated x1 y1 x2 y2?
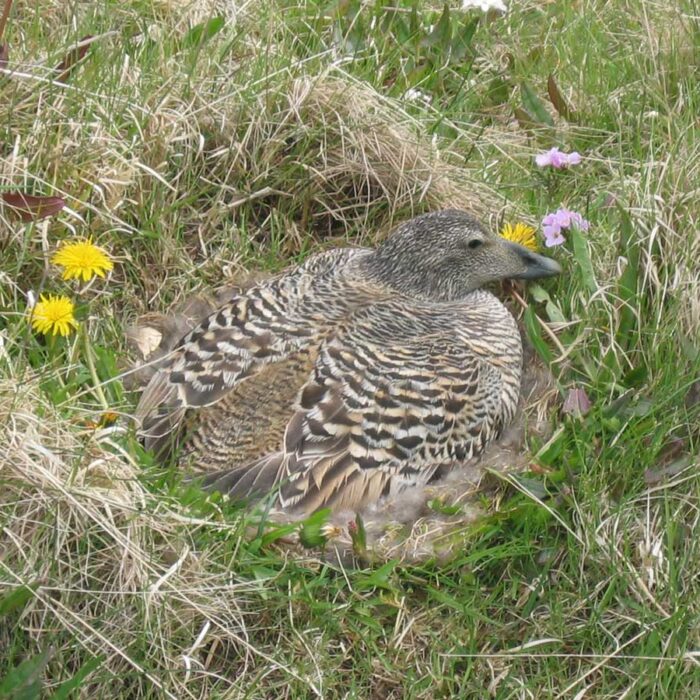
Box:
136 210 560 516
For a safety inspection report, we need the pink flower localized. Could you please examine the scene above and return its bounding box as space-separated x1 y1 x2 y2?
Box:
541 208 590 247
535 147 582 169
562 387 592 417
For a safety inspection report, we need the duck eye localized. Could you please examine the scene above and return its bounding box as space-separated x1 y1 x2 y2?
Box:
467 239 483 250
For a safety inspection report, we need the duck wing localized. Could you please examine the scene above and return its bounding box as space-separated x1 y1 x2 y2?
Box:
135 249 366 459
204 295 522 514
182 346 318 474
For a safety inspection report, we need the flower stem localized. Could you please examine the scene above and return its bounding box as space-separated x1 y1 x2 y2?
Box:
82 326 109 411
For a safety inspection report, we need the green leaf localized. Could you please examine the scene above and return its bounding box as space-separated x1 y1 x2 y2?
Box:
298 508 331 548
329 0 356 20
524 307 553 363
409 5 420 38
520 81 555 126
250 565 278 580
537 432 566 466
513 107 538 137
680 336 698 362
525 46 543 65
0 648 51 699
622 365 648 387
485 76 511 105
392 16 411 45
48 656 103 700
346 15 368 53
0 584 37 617
511 474 549 500
260 521 299 547
422 4 451 50
427 586 466 611
450 16 479 61
183 16 225 48
355 560 398 591
350 513 367 553
527 284 568 324
570 226 597 293
527 283 550 304
603 389 634 417
428 499 462 516
628 396 654 417
545 300 567 324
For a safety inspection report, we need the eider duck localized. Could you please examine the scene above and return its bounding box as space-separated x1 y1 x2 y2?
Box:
136 210 560 517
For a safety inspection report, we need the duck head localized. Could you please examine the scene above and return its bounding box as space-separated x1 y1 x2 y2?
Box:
365 209 561 302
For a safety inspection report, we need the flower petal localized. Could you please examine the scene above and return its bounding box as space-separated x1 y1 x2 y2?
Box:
550 151 566 169
563 387 592 417
535 147 582 170
556 210 572 227
30 294 78 336
535 150 554 167
542 222 561 237
544 232 566 247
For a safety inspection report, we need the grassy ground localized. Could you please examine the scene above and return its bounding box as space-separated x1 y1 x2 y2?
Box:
1 0 699 697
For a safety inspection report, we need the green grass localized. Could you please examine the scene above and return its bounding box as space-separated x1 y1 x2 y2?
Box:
1 0 699 697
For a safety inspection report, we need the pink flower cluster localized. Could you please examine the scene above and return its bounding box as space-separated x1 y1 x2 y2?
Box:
541 208 590 247
535 147 582 169
532 146 590 247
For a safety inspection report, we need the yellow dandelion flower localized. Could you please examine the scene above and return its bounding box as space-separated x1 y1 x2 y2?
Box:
30 294 79 337
52 238 113 282
500 222 538 252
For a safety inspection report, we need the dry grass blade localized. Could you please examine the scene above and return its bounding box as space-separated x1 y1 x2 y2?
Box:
189 69 501 254
0 376 323 697
1 0 699 696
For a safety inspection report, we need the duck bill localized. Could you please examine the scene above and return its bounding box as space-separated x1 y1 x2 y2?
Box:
504 240 562 280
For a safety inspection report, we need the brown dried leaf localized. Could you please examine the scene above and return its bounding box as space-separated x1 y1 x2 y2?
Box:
54 35 95 82
644 456 692 485
656 438 687 465
1 192 65 221
547 74 575 121
0 43 8 70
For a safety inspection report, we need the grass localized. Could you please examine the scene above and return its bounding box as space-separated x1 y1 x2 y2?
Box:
1 0 699 697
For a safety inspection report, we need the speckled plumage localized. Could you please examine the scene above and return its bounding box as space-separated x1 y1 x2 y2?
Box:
136 210 560 515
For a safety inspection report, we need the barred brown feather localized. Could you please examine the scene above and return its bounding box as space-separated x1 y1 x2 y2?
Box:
136 210 560 515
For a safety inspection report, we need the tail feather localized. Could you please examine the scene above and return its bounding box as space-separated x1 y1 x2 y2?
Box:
200 453 285 502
